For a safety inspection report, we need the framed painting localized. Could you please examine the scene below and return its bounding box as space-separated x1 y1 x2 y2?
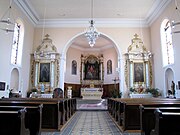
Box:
39 63 50 83
72 60 77 75
84 61 100 80
0 82 6 91
107 60 112 74
134 63 144 83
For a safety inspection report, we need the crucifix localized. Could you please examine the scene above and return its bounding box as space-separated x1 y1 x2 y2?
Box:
112 77 119 90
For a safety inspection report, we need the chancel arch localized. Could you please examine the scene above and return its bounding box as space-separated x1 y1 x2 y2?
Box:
62 32 123 98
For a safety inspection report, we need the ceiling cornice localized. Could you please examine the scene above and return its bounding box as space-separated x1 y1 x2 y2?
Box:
14 0 171 28
36 18 148 28
71 44 114 52
146 0 171 25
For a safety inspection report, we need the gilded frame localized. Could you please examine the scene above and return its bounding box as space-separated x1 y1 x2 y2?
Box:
39 63 51 83
133 62 145 83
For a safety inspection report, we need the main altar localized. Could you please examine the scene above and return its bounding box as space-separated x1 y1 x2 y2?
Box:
81 88 103 99
80 54 104 99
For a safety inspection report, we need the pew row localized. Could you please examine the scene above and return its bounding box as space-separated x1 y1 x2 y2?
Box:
140 105 180 135
0 104 42 135
0 98 76 131
0 108 30 135
108 98 180 132
151 108 180 135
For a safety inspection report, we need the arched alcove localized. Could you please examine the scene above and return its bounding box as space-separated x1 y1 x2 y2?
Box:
10 68 19 92
165 68 174 96
60 32 123 98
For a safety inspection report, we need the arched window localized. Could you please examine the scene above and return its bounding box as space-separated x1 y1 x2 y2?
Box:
72 60 77 75
11 19 24 66
160 19 174 67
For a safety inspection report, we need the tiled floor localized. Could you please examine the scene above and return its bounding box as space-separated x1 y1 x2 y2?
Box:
41 99 141 135
60 111 120 135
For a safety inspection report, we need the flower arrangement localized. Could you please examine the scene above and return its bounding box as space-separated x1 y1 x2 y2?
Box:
129 87 161 97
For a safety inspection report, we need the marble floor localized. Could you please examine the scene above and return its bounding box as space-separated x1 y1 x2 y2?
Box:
41 99 141 135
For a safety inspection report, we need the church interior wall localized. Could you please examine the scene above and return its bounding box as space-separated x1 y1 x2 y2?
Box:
150 0 180 96
0 1 34 98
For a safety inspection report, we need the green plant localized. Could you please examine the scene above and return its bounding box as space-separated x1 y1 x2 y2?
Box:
129 87 136 93
145 88 160 97
31 88 38 92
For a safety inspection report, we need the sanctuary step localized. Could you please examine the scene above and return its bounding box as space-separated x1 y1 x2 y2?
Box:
77 99 107 110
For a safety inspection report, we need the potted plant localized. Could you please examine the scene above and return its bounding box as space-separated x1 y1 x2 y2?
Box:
145 88 161 97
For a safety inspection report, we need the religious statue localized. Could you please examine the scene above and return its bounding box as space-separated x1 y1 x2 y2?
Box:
171 81 175 96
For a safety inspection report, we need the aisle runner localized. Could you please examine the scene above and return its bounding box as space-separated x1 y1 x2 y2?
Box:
60 111 120 135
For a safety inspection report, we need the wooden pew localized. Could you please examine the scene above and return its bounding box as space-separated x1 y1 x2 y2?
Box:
0 98 76 131
108 98 180 132
0 108 30 135
151 108 180 135
140 105 180 135
0 105 42 135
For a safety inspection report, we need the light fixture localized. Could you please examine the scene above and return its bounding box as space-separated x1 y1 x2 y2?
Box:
85 0 100 47
171 0 180 33
0 0 15 33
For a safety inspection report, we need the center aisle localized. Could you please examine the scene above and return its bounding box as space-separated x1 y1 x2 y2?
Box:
41 99 141 135
60 111 120 135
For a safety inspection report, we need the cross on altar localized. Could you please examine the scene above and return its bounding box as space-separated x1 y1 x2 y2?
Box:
112 77 119 90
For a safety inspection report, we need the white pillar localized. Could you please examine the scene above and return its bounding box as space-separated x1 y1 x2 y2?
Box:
59 55 66 92
145 62 149 88
51 61 55 88
35 62 39 87
129 62 133 88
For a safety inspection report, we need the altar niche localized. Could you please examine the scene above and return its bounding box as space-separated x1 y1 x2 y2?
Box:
80 54 104 88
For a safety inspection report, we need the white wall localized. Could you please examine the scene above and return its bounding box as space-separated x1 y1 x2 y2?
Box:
150 0 180 96
33 27 151 92
65 46 118 84
0 1 34 97
103 48 118 84
65 47 81 84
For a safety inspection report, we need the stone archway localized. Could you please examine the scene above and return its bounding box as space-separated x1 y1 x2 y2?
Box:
60 32 124 97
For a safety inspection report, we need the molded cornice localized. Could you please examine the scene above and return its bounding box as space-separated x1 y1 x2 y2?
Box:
14 0 171 28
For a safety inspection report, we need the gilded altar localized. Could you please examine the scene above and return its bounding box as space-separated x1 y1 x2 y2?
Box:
30 34 60 93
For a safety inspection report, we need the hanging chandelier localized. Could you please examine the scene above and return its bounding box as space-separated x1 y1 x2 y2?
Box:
85 0 100 47
0 0 15 33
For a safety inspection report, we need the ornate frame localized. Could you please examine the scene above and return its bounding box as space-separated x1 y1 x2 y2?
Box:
80 54 104 87
30 34 60 93
125 34 153 89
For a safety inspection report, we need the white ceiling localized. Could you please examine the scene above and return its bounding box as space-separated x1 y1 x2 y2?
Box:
14 0 171 27
11 0 171 49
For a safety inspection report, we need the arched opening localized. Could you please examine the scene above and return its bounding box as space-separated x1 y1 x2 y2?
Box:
10 68 19 92
60 32 123 98
165 68 174 96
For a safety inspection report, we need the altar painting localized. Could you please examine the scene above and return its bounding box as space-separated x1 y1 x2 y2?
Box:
84 61 100 80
